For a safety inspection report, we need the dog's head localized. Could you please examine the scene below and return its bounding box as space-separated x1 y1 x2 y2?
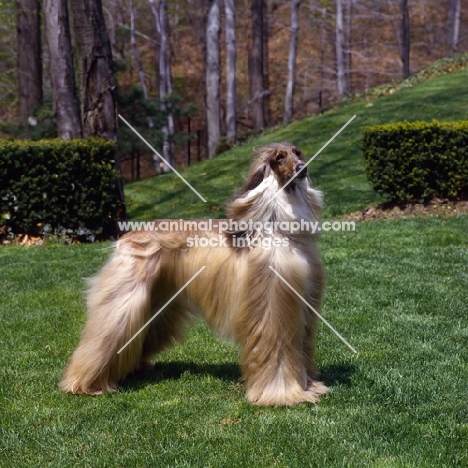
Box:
240 142 308 195
226 143 322 233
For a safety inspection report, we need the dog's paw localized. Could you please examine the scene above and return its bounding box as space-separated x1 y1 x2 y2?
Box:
307 378 329 396
88 381 118 395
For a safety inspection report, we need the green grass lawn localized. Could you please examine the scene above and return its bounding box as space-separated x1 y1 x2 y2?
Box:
1 66 468 467
1 218 467 467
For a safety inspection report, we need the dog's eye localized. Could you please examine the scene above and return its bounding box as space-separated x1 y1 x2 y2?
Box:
275 151 286 164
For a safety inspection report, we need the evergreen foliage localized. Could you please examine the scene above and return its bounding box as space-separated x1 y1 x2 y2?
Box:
0 138 122 241
363 120 468 203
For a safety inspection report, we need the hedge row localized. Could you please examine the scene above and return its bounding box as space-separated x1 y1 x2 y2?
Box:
0 138 123 241
362 120 468 203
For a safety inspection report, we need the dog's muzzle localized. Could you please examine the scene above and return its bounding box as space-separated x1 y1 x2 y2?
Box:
295 162 307 179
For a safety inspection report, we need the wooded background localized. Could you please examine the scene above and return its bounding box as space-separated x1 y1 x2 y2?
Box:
1 0 466 180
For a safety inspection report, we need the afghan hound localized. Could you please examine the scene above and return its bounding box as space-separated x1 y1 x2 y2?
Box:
60 142 328 406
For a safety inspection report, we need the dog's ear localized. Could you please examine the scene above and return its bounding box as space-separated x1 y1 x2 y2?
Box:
243 163 268 192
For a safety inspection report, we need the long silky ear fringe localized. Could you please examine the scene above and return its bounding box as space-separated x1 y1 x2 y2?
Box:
233 163 268 200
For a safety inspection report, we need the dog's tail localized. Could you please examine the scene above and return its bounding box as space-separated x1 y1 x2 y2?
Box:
59 238 158 394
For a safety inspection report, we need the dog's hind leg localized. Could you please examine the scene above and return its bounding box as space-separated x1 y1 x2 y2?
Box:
59 244 156 395
139 300 191 369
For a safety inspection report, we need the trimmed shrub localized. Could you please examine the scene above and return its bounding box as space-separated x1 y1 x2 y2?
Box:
362 121 468 203
0 138 123 241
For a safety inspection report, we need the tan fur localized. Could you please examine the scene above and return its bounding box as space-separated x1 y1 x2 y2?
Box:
60 142 328 406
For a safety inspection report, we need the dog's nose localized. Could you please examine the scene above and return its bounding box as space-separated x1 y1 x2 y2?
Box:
296 162 307 178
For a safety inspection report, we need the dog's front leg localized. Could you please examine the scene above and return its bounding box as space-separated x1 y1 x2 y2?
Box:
236 250 324 406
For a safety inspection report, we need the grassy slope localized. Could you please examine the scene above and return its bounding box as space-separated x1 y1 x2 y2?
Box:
125 67 468 220
1 68 467 467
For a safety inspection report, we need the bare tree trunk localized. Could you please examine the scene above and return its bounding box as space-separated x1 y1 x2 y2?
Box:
446 0 461 56
422 0 435 62
192 0 208 159
70 0 125 215
206 0 220 158
345 0 352 94
70 0 117 141
149 0 175 171
452 0 461 53
225 0 236 141
160 0 175 170
262 1 271 127
44 0 82 139
148 0 162 173
336 0 349 97
16 0 42 125
130 0 148 99
284 0 302 123
158 0 168 100
400 0 410 79
130 0 153 180
249 0 264 129
148 0 160 48
319 6 327 111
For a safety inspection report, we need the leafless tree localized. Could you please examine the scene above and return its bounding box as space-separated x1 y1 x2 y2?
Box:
250 0 265 129
44 0 82 139
284 0 303 122
400 0 410 78
336 0 349 97
130 0 148 99
263 1 272 127
345 0 353 94
225 0 237 141
318 5 328 107
149 0 175 170
159 0 175 170
16 0 42 125
446 0 461 56
206 0 221 158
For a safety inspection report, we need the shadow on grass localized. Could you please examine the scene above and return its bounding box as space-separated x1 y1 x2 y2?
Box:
121 361 241 392
320 363 356 387
121 360 355 392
